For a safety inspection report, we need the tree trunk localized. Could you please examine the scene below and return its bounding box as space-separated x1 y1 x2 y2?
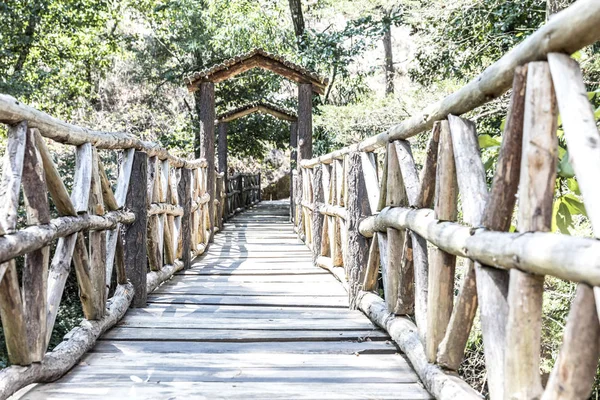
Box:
383 20 394 95
288 0 306 49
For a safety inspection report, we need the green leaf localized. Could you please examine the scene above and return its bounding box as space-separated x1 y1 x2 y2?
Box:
566 178 581 195
563 194 587 217
558 151 575 178
478 134 501 149
552 199 572 234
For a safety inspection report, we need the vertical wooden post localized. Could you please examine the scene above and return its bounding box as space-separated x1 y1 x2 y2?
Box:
505 62 557 400
311 166 324 264
21 128 50 361
217 121 228 215
297 84 313 164
199 82 216 240
290 121 298 221
178 168 192 269
0 260 30 365
346 152 371 308
426 120 458 363
471 65 527 400
124 151 148 307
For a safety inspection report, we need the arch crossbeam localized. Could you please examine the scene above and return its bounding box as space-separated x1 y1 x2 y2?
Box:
185 48 328 95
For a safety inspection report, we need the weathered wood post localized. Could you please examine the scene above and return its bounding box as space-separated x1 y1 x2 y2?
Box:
199 82 216 241
290 121 298 222
124 151 148 307
178 168 192 269
505 61 557 400
217 121 228 221
297 83 313 239
311 166 324 264
346 152 371 308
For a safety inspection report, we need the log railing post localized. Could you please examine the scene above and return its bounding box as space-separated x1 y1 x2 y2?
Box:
199 82 215 240
311 166 324 264
178 167 192 269
290 121 298 221
124 151 148 307
504 61 557 400
426 120 458 363
346 152 371 308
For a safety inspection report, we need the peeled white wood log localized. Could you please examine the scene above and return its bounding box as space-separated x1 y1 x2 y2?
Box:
0 210 134 264
0 283 134 400
412 124 441 341
472 65 527 400
363 235 380 292
70 143 93 213
385 142 410 314
0 94 205 169
426 121 457 363
437 115 486 370
544 52 600 400
300 0 600 168
87 147 107 319
505 62 557 400
148 203 184 216
359 207 600 286
33 130 76 216
21 128 51 362
114 148 135 209
97 158 118 211
146 261 183 293
45 233 78 347
357 291 482 400
0 260 30 366
360 152 379 214
0 121 27 235
541 284 600 400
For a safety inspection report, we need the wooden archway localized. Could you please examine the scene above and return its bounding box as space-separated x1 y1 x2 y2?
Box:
183 49 327 238
215 101 299 219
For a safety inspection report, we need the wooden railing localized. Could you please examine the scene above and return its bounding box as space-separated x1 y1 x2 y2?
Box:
0 94 250 398
224 172 261 220
294 2 600 399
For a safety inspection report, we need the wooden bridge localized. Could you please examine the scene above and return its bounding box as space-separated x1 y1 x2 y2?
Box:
13 201 432 399
2 1 600 399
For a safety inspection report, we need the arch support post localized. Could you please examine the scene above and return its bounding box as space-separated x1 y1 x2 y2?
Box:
290 121 298 222
199 82 216 241
297 83 313 238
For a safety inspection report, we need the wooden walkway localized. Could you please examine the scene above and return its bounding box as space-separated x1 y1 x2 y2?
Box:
15 201 431 399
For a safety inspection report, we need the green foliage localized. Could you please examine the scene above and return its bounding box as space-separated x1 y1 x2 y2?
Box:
0 0 123 117
409 0 545 84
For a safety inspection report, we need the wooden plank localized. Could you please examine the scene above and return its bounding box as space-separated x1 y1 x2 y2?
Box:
17 382 432 400
117 317 377 331
101 327 388 341
505 61 557 400
0 121 27 235
147 294 348 308
90 338 398 355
